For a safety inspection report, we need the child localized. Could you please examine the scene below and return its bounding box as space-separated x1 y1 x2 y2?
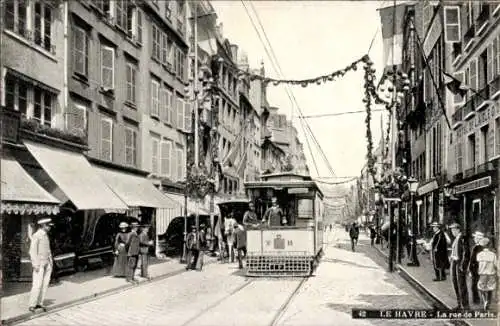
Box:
476 237 497 310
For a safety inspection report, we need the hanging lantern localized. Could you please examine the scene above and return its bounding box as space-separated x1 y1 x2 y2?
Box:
301 82 308 88
316 80 322 85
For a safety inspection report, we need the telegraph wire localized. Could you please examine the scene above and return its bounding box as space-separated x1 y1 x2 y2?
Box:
244 1 337 178
295 108 385 119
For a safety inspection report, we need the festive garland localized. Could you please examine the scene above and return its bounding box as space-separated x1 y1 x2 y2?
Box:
363 60 377 182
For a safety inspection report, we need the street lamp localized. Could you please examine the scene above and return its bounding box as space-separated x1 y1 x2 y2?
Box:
407 177 420 267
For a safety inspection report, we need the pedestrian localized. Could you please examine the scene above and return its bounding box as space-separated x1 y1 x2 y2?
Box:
186 225 201 270
28 218 54 313
126 222 140 283
449 222 470 310
468 231 485 305
138 225 153 280
476 237 497 311
369 224 376 247
430 222 450 281
112 222 129 278
233 223 247 269
349 222 359 252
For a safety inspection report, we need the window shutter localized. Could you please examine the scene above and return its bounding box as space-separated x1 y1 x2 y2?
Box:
184 101 191 133
100 119 112 161
160 141 169 176
160 87 167 121
152 138 159 174
444 6 460 43
496 36 500 75
177 98 184 129
177 148 183 181
166 91 173 124
137 8 143 44
470 58 478 91
68 104 87 133
162 32 168 64
487 43 494 83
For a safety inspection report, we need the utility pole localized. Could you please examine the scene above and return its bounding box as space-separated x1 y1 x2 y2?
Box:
193 4 200 248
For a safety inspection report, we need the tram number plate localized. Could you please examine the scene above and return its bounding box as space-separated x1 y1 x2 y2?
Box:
274 235 285 249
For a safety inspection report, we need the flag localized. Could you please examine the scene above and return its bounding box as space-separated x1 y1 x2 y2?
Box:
443 72 468 97
222 133 242 167
378 3 408 69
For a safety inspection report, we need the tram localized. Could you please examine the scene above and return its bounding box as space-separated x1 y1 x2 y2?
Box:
243 173 325 277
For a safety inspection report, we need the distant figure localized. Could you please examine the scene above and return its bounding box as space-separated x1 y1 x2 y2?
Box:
186 225 201 270
349 223 359 252
449 222 469 310
430 222 449 282
126 222 140 284
468 231 485 305
369 225 376 247
112 222 129 278
234 224 247 269
262 198 285 226
29 218 54 313
476 237 497 311
329 224 332 232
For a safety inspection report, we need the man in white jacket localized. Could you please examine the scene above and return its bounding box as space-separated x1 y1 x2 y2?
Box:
29 218 54 312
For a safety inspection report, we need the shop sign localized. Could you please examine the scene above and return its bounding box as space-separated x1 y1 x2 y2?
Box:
417 180 438 196
456 104 498 138
454 176 492 194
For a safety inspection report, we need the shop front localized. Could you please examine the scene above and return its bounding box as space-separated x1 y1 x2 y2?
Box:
415 179 439 237
452 170 498 247
1 150 61 281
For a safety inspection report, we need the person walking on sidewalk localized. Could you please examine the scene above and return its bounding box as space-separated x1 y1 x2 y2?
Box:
112 222 129 278
28 218 54 313
126 222 140 284
349 222 359 252
233 223 247 269
186 225 201 270
468 231 485 305
430 222 449 281
449 222 470 310
138 225 153 280
476 237 497 311
369 224 376 247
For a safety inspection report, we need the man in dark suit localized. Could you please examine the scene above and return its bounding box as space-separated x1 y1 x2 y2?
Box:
449 222 470 310
126 222 140 283
138 225 153 280
430 222 449 281
186 226 200 270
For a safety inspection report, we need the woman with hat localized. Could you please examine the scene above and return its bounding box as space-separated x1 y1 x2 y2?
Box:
111 222 129 278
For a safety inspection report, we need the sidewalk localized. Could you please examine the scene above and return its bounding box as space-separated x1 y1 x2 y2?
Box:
1 255 217 325
368 240 497 326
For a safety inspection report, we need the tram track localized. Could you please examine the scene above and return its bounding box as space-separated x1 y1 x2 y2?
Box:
268 277 308 326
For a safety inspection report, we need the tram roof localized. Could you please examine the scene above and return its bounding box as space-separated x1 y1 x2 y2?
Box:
259 172 313 181
244 180 324 198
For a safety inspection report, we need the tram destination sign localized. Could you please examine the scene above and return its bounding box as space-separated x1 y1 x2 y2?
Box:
454 176 491 194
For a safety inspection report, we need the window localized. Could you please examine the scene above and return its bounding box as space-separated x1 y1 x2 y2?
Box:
126 63 137 104
177 97 184 129
488 42 495 83
5 0 28 37
160 140 172 177
115 0 127 30
100 118 113 161
468 133 476 169
73 26 89 77
101 46 115 89
152 24 161 61
444 6 460 43
33 87 52 127
481 125 489 162
478 50 487 90
161 33 171 66
5 74 29 117
151 137 159 174
34 2 52 52
125 127 137 166
496 118 500 156
126 4 143 44
151 79 160 117
92 0 112 15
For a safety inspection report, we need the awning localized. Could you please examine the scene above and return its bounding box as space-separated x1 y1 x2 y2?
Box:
164 194 211 215
24 141 127 210
93 166 176 209
1 153 60 215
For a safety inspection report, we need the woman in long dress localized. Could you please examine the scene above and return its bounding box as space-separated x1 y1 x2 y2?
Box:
112 222 129 277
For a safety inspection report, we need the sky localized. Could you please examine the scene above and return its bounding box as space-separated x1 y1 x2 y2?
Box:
211 1 390 188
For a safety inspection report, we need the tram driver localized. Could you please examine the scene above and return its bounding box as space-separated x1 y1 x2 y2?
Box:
242 202 260 228
262 197 287 227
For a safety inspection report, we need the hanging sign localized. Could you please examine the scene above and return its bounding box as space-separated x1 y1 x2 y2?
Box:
454 176 492 194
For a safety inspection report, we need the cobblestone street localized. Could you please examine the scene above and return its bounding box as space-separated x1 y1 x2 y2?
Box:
13 228 457 326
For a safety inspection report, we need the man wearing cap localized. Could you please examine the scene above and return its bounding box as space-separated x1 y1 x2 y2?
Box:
138 225 154 280
186 226 201 270
28 218 54 312
449 222 470 310
468 231 485 304
430 222 449 282
126 222 140 283
262 198 286 227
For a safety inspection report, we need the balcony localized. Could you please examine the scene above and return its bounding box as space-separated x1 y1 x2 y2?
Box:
452 106 463 128
463 24 476 50
462 97 476 120
476 5 491 35
475 85 491 110
463 162 495 179
20 118 88 151
490 75 500 99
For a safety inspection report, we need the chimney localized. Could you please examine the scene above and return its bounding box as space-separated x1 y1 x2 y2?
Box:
230 44 238 62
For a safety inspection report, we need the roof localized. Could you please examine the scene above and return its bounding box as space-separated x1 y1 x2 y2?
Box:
244 180 323 197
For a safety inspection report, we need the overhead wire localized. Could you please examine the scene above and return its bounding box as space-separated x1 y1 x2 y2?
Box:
295 108 385 119
244 1 337 177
